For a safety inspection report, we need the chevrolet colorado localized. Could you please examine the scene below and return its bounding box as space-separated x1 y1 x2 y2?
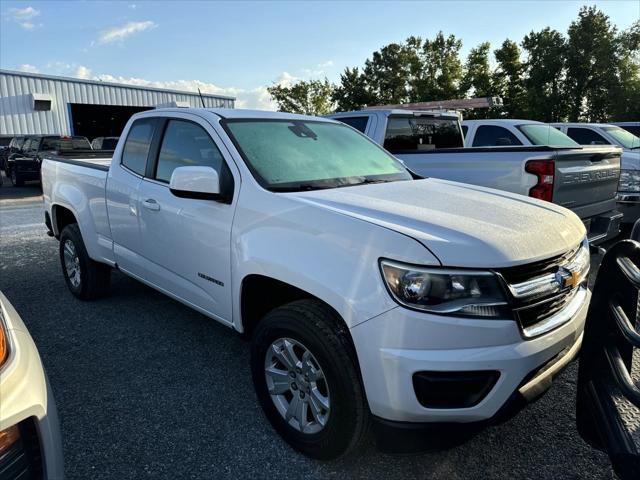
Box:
327 111 622 244
42 108 590 459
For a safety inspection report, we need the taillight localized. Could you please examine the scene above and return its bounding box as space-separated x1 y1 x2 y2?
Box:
525 159 554 202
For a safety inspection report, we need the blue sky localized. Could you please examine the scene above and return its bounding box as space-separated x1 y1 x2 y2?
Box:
1 0 638 108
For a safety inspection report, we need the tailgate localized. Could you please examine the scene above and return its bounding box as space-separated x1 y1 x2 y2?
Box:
553 145 621 210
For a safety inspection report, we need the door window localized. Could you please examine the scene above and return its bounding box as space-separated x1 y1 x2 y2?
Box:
122 119 156 176
566 128 611 146
155 120 225 183
472 126 522 147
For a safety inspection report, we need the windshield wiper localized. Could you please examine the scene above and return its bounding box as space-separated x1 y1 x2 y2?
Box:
335 178 395 188
269 183 334 192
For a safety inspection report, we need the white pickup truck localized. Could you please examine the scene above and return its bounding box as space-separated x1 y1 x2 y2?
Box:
327 111 623 244
42 108 590 459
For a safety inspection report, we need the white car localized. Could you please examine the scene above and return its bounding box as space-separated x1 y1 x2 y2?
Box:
552 122 640 228
41 108 590 459
0 291 64 478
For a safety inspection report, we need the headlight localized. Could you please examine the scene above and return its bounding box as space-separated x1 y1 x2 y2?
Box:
380 260 510 318
618 169 640 192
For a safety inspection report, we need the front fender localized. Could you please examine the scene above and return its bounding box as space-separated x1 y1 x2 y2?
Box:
231 190 439 331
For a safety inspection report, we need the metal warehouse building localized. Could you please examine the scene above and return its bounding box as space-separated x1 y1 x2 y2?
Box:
0 69 235 140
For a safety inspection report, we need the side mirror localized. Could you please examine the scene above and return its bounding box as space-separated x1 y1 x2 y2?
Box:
169 166 221 200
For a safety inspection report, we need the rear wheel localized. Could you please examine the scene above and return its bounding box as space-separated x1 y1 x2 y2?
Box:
251 299 370 459
59 224 111 300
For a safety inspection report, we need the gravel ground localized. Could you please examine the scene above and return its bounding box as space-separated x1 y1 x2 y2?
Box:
0 180 615 479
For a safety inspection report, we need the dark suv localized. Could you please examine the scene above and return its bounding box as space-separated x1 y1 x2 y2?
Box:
5 135 91 186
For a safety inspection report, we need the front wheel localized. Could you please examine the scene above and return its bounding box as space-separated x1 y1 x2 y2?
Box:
59 224 111 300
251 299 370 459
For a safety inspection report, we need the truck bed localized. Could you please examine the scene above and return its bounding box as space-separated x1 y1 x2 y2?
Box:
41 156 115 266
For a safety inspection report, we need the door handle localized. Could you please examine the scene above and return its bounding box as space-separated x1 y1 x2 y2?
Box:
142 198 160 211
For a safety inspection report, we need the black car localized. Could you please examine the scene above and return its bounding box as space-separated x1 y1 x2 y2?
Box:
5 135 91 186
0 135 19 171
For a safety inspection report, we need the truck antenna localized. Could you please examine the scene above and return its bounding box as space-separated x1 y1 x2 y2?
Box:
197 88 206 108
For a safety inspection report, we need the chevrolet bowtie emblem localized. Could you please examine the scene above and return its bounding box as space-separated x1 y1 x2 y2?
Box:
556 268 579 289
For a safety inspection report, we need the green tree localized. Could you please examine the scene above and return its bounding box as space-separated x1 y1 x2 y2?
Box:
267 78 335 115
565 6 621 121
609 20 640 121
493 39 526 117
363 42 413 104
459 42 495 118
332 67 375 111
409 32 464 101
522 27 568 122
460 42 494 97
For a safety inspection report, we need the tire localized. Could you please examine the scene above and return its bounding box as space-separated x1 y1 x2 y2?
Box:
9 168 24 187
59 223 111 300
251 299 370 460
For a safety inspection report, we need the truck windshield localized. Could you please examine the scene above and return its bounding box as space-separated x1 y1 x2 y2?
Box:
383 116 463 153
224 120 412 191
602 126 640 149
41 136 91 151
517 125 579 147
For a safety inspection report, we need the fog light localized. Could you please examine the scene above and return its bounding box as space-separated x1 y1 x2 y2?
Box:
413 370 500 409
0 425 20 452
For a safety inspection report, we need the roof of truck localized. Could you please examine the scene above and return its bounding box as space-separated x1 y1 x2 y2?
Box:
550 122 618 128
461 119 545 126
153 107 337 123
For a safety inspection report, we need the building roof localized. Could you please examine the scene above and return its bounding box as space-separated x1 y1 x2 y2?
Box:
0 69 235 101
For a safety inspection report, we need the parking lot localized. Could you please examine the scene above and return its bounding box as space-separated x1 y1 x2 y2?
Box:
0 178 617 479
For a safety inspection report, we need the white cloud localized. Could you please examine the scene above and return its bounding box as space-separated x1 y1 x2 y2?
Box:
17 64 39 73
128 4 137 9
74 65 92 79
7 6 41 30
318 60 334 68
97 20 156 45
9 6 39 20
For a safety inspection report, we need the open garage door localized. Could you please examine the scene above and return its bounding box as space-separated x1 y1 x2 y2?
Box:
69 103 153 141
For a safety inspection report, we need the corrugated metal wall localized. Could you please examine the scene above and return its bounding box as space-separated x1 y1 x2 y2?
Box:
0 70 235 135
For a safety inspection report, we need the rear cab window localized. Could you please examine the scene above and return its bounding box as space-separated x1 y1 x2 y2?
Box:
337 116 369 133
121 119 156 176
41 136 91 151
472 126 522 147
384 115 463 153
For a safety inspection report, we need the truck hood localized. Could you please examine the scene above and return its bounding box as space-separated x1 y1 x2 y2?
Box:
292 178 585 268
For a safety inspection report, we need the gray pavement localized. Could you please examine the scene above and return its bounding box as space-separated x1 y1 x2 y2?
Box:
0 177 614 479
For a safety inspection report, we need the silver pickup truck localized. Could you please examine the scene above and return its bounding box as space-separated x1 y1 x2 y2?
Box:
327 111 622 244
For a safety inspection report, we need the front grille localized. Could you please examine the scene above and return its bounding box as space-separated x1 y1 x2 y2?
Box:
515 289 576 330
499 246 579 285
498 245 586 335
0 418 43 480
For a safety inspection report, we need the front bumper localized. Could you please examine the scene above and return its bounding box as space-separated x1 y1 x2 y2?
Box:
0 293 64 479
617 193 640 226
350 288 590 424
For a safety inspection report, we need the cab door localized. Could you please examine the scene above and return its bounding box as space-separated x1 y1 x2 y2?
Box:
135 113 238 324
106 117 160 277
